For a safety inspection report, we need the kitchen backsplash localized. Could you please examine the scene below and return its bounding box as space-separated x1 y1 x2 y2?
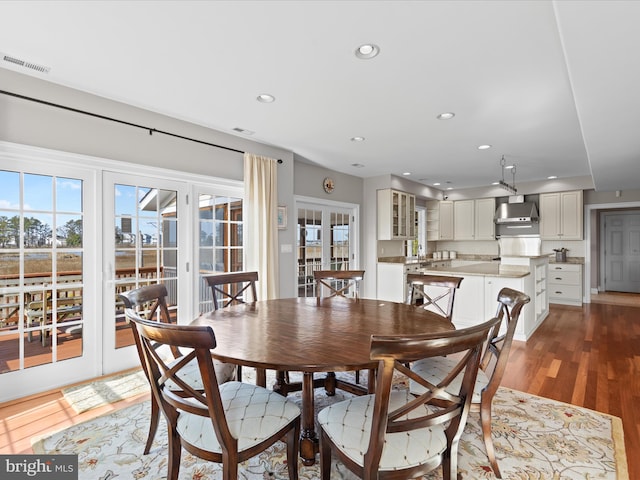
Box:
432 239 585 258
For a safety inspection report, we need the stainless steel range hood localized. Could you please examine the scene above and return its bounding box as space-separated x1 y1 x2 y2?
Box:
494 197 539 224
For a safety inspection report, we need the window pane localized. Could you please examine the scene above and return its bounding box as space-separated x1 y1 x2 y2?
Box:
0 171 19 208
0 212 20 249
0 252 19 277
24 214 53 248
200 221 213 246
57 214 83 247
115 184 137 215
56 177 82 212
24 174 53 211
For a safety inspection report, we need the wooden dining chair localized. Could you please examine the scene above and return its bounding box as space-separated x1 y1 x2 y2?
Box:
203 271 265 385
313 269 365 304
126 311 301 480
119 283 237 454
410 287 531 478
318 316 501 480
314 269 368 388
204 271 258 310
406 273 463 322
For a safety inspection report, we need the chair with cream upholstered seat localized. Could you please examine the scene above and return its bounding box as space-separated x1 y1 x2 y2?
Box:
126 307 301 480
410 287 530 478
118 283 237 454
318 316 500 480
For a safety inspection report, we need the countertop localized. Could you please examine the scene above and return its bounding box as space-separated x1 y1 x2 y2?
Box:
549 256 584 265
421 262 530 278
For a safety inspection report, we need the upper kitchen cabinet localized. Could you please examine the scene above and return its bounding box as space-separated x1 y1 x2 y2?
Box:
453 198 495 241
426 200 454 241
377 189 416 240
539 190 583 240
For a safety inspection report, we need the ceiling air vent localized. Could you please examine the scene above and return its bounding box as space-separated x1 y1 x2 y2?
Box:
232 127 254 135
1 52 50 74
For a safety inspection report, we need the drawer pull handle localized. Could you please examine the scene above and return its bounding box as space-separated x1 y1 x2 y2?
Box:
555 291 563 294
555 277 562 280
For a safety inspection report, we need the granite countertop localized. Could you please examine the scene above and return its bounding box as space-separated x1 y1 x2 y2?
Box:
548 256 584 265
421 262 530 278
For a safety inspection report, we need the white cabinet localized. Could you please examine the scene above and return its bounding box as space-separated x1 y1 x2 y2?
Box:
453 198 495 241
377 262 428 303
475 198 496 240
454 200 474 240
548 263 582 305
377 189 416 240
376 263 405 302
426 200 454 241
540 190 583 240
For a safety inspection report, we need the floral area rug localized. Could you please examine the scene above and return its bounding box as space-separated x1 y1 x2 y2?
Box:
38 370 628 479
61 369 149 413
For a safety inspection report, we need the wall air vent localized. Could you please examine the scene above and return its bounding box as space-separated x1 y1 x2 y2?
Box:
1 52 50 74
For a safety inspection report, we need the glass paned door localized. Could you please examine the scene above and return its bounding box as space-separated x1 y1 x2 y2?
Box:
103 172 186 373
0 165 96 400
296 202 356 298
196 192 244 313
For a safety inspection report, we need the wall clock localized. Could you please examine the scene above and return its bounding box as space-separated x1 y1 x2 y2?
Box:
323 177 335 194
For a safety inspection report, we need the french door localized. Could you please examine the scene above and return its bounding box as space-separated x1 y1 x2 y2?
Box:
296 199 358 298
102 172 189 373
0 160 98 400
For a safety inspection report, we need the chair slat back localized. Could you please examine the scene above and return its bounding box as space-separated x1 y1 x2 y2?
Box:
313 270 365 303
118 283 181 358
406 273 463 321
364 316 501 477
480 287 530 399
204 271 258 310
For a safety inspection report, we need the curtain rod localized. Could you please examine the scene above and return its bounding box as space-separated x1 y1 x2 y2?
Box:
0 88 251 156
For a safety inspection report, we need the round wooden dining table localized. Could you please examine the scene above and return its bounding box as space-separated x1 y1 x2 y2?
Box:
191 296 454 465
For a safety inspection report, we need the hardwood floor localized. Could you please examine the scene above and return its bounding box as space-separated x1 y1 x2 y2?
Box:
1 300 637 478
502 301 638 478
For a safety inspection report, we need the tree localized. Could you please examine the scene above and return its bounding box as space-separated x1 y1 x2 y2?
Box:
58 219 83 247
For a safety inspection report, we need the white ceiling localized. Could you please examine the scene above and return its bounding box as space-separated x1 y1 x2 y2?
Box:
1 1 638 192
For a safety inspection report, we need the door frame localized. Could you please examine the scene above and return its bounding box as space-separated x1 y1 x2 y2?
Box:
599 209 640 293
0 144 100 401
584 200 640 302
294 195 360 294
101 171 190 374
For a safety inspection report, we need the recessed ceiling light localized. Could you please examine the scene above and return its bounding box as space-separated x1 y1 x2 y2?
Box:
355 44 380 59
547 175 557 179
446 187 453 190
402 172 411 176
351 136 365 142
491 181 500 185
437 112 455 120
478 144 492 150
256 94 275 103
433 182 441 186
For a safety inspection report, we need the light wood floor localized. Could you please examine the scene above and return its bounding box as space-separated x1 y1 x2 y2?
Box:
1 299 638 478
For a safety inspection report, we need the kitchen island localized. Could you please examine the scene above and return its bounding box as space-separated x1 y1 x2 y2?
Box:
419 256 549 341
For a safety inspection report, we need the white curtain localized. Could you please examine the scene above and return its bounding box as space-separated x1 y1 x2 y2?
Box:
244 153 279 300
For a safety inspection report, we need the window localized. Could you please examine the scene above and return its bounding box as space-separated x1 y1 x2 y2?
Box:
0 170 85 372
